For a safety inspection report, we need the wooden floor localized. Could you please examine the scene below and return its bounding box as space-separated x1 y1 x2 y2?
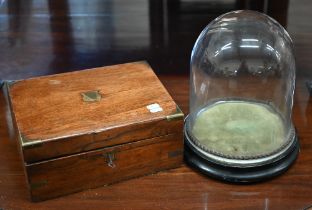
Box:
1 0 312 209
1 0 311 79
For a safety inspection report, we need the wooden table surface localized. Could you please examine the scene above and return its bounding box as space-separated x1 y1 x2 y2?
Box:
1 0 312 209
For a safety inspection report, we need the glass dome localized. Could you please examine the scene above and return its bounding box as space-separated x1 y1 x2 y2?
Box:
185 10 297 168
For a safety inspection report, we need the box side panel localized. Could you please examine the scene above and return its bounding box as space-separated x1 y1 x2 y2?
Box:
2 81 32 199
23 118 183 163
26 133 183 201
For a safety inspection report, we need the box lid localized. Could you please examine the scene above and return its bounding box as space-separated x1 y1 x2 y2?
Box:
7 62 184 163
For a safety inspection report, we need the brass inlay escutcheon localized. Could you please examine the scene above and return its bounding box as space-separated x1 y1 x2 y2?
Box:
81 90 102 102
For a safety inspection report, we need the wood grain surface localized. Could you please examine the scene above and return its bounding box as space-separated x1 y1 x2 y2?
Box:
7 62 181 163
9 62 177 141
1 0 312 209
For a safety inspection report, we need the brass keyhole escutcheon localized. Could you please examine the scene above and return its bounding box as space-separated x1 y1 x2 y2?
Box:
104 152 116 168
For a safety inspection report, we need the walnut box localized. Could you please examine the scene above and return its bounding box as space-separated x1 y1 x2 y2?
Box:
5 61 184 201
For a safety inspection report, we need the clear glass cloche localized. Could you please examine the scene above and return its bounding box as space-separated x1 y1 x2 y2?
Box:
184 10 299 181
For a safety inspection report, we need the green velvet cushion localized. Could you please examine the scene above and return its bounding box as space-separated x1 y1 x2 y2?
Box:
192 101 285 157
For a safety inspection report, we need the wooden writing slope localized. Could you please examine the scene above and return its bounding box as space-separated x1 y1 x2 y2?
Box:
6 61 184 201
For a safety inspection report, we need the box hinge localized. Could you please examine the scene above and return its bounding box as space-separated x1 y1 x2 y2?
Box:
166 105 184 121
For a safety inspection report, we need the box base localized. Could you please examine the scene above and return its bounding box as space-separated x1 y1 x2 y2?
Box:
27 133 183 201
184 119 300 183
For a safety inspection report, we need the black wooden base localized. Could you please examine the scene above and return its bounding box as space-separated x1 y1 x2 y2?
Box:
184 127 300 183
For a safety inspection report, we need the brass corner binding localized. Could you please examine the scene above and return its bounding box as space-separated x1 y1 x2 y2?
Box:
3 80 18 89
2 80 18 102
20 133 43 149
166 105 184 121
